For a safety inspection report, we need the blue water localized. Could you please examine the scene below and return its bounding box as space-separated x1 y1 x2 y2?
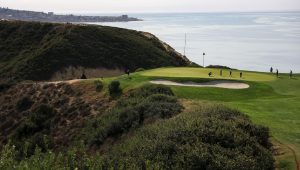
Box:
90 12 300 72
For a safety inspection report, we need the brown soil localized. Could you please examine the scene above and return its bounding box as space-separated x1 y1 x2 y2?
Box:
0 81 113 149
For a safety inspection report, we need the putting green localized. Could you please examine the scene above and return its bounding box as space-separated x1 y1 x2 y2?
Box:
141 67 276 82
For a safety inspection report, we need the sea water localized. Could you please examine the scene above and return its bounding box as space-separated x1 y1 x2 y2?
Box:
88 12 300 73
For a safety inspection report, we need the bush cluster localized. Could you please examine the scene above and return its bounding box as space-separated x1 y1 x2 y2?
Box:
0 104 274 170
0 84 274 169
16 96 33 111
82 84 183 147
96 105 274 170
129 84 174 97
108 80 122 97
94 80 104 92
12 105 55 158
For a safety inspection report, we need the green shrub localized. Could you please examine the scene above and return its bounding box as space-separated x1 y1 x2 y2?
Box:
12 105 55 158
145 94 177 103
82 84 182 147
61 84 74 94
130 84 174 97
94 80 104 92
0 104 274 169
16 96 33 111
30 104 55 127
14 104 55 138
100 104 274 169
108 80 122 97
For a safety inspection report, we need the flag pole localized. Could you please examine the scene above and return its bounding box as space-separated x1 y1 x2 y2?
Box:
203 52 205 67
184 33 186 56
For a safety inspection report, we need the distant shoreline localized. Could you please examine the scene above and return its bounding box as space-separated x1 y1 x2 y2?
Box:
0 7 141 23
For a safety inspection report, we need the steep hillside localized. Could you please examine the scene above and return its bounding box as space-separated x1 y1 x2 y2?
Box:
0 81 273 169
0 21 190 81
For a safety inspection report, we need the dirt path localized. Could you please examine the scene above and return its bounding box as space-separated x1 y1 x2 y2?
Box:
287 145 300 170
150 80 250 89
39 79 82 85
273 138 299 170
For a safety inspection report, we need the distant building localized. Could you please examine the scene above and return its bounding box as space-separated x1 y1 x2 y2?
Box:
0 8 139 22
121 15 128 19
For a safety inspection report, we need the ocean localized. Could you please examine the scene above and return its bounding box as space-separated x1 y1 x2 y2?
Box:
86 12 300 73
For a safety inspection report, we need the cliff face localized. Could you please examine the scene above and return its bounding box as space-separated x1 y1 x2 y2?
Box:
0 21 190 81
141 32 190 64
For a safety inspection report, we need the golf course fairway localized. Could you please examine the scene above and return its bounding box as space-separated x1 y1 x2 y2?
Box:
100 67 299 169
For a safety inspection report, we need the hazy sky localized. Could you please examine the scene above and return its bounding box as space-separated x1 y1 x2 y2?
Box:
1 0 300 13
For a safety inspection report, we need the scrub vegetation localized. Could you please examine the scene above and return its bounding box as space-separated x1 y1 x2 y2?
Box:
0 21 190 81
0 84 273 169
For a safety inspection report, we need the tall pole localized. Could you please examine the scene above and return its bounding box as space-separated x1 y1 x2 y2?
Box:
203 52 205 67
184 33 186 56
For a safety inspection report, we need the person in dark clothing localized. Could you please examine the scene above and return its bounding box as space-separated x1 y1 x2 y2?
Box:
208 72 212 77
81 73 87 79
276 69 279 78
229 69 232 77
270 67 273 73
290 70 293 79
125 69 130 77
240 72 243 78
220 69 223 76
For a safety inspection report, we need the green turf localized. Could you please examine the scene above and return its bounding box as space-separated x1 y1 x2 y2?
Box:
141 67 276 81
89 67 299 169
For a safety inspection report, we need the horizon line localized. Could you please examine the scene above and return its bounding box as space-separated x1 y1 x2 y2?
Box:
2 7 300 15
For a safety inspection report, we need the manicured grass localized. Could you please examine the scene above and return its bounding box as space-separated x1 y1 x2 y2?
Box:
85 67 299 169
141 67 276 81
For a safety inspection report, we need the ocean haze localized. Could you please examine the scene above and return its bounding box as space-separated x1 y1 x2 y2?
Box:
2 0 300 13
87 12 300 73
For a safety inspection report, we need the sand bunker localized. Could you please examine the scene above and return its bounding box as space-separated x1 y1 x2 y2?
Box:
150 80 249 89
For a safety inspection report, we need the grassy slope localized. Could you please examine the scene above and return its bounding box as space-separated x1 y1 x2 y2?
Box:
91 67 299 169
229 75 300 169
0 21 189 81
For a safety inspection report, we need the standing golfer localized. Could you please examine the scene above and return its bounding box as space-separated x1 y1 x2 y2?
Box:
229 69 232 77
125 69 130 77
240 72 243 78
220 69 223 76
270 67 273 73
276 69 279 78
290 70 293 79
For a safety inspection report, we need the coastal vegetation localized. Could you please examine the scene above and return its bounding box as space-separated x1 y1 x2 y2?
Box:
0 21 190 82
1 67 298 169
0 83 274 169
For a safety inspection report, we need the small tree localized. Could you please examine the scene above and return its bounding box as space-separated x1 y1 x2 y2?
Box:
94 80 104 92
108 81 122 97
